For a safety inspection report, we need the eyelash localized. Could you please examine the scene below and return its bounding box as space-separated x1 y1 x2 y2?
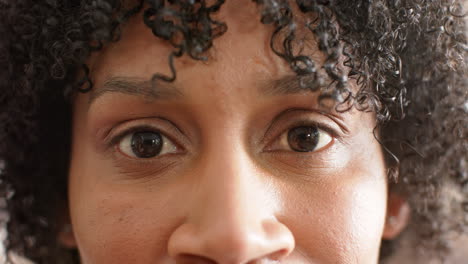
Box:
263 119 338 147
290 121 337 138
106 119 337 160
106 124 182 154
108 125 154 148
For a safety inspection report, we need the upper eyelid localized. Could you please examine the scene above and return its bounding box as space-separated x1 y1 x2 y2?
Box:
261 111 344 147
107 125 162 148
283 120 338 138
271 126 334 154
264 121 335 151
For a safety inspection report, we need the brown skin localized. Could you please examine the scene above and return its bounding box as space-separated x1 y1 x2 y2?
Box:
65 1 408 263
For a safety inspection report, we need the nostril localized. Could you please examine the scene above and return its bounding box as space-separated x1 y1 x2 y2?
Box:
255 249 289 263
246 256 282 264
244 249 289 264
175 254 217 264
269 249 289 260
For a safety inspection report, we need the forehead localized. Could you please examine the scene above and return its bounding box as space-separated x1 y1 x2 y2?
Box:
85 0 323 93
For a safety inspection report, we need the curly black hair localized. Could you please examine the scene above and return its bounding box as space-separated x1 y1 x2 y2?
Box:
0 0 466 263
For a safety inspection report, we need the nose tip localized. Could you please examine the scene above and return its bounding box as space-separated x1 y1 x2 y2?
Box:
167 139 295 263
167 217 295 263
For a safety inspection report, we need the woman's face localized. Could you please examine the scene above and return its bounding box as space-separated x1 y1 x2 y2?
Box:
68 2 391 263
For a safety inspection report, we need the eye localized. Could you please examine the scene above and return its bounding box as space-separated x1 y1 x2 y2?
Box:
118 131 178 158
277 126 332 152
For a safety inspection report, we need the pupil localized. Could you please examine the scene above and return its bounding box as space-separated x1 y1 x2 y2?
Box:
131 132 163 158
287 126 319 152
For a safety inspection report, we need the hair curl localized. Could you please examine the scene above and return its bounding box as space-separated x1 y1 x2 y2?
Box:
0 0 466 263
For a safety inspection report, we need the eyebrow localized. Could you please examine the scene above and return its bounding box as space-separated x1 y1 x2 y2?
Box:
261 74 319 96
88 74 318 107
88 76 183 105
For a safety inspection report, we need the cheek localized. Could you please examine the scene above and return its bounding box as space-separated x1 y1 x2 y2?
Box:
69 177 179 263
68 135 179 263
344 180 388 252
284 175 387 262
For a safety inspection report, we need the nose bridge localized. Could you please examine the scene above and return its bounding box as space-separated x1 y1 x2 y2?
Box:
193 132 267 230
167 130 295 263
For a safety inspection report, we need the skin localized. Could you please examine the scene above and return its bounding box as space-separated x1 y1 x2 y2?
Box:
66 1 407 263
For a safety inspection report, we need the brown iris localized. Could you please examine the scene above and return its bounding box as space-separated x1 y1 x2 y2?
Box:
287 126 320 152
131 131 163 158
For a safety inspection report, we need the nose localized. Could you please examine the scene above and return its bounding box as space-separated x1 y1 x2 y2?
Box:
167 144 295 263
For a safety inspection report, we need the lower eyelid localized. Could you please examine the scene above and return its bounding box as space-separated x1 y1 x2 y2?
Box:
111 153 182 180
